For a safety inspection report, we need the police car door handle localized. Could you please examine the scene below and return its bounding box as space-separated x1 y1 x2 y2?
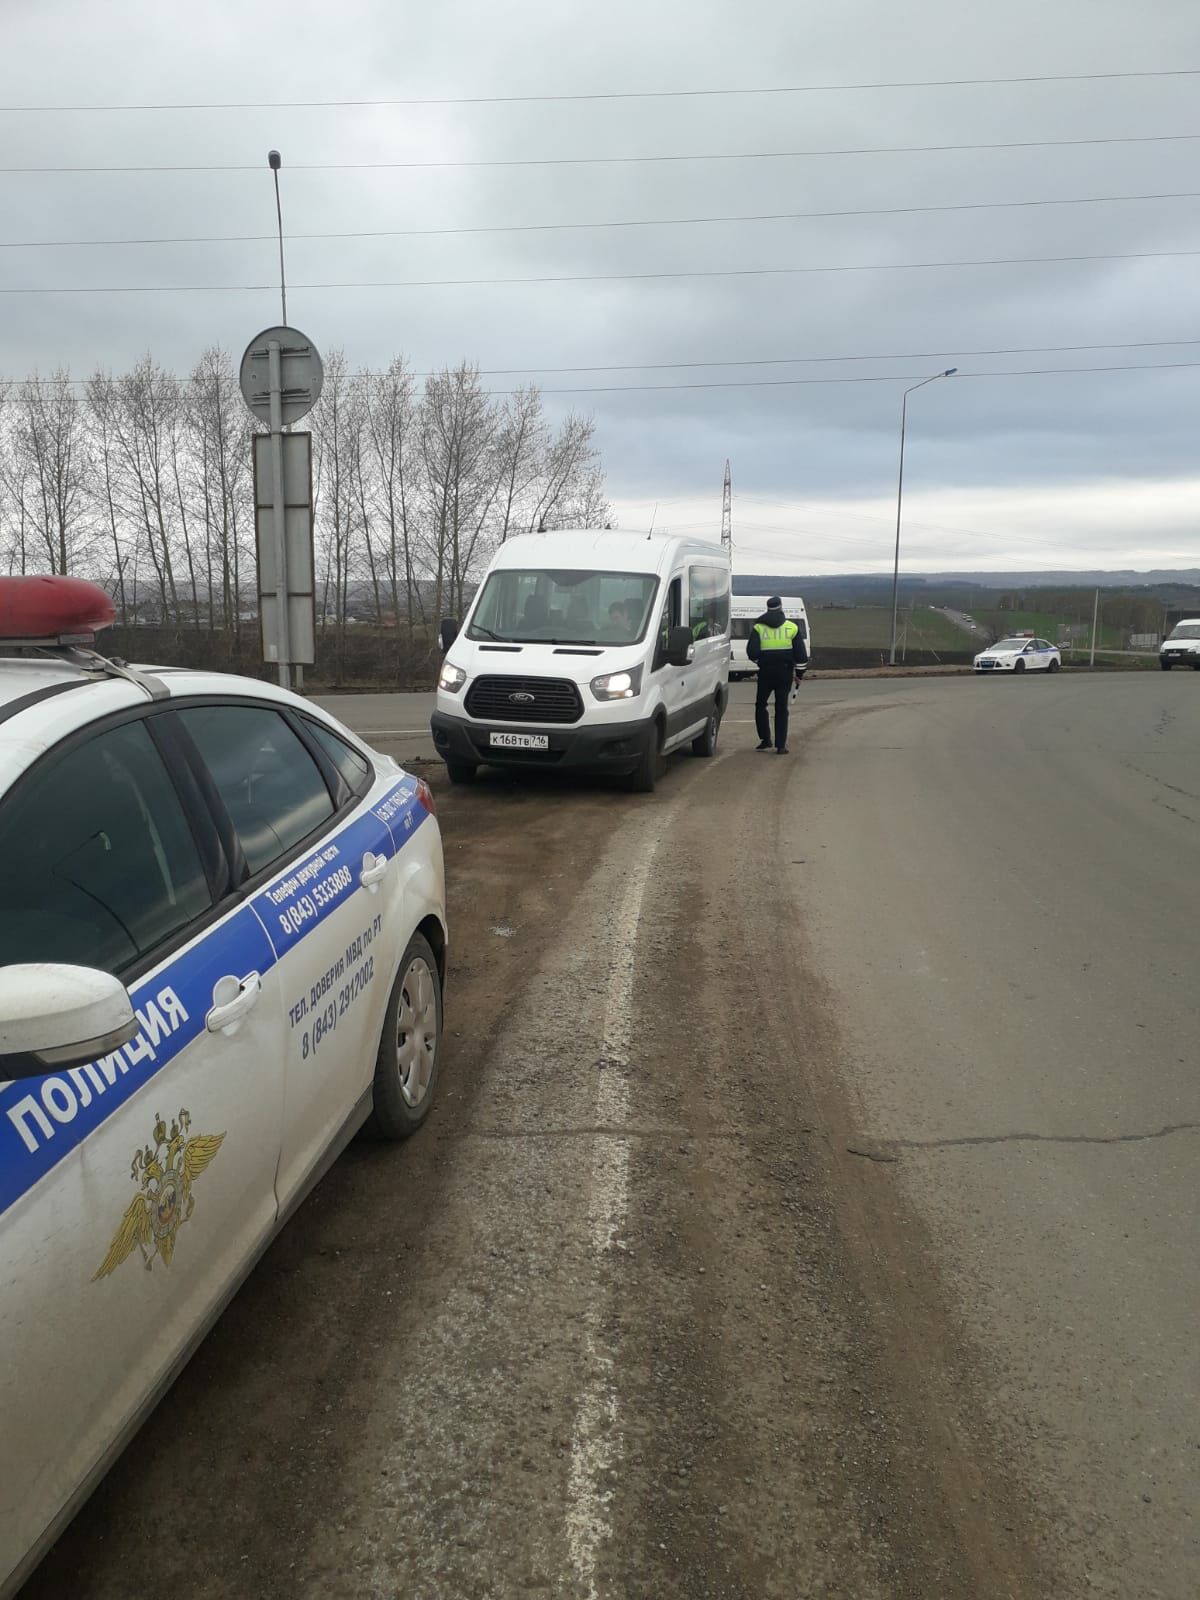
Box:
360 851 388 892
205 972 262 1037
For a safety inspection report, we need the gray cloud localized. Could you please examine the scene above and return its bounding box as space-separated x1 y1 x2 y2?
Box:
2 0 1199 568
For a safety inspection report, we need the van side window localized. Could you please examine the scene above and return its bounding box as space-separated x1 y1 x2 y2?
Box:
688 565 731 640
654 578 682 670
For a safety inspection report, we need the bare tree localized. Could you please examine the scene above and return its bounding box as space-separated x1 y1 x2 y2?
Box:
6 370 90 575
363 359 420 637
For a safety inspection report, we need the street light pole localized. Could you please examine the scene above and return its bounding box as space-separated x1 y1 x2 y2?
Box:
889 368 956 666
268 149 287 327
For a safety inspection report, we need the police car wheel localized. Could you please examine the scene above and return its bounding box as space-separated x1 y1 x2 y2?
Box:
1014 660 1025 673
692 709 720 757
370 934 443 1139
1048 658 1060 673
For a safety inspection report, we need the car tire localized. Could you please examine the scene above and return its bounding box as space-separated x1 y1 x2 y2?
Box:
627 723 662 793
1014 660 1026 673
692 708 720 757
1193 661 1200 671
1161 659 1172 670
445 759 477 784
369 934 443 1139
1048 658 1060 673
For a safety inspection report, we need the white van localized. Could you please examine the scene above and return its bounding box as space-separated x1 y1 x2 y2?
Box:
1159 617 1200 669
729 592 811 680
432 530 731 792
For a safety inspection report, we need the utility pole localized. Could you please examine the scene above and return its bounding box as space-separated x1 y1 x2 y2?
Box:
720 460 732 553
1089 587 1100 666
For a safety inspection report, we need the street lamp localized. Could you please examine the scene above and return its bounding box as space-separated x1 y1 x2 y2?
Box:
889 368 956 665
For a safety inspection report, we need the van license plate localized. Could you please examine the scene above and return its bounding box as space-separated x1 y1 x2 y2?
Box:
490 732 549 750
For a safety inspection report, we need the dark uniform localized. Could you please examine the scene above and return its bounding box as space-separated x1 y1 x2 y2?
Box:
747 597 809 753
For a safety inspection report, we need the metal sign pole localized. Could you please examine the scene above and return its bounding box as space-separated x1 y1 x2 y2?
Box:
268 339 291 688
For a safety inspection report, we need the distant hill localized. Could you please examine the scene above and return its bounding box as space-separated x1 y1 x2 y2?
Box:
733 569 1200 604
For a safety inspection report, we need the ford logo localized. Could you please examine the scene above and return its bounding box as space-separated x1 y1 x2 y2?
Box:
508 691 535 705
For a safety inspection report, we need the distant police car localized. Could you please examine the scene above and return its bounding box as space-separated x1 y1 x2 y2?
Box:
973 634 1062 674
1159 618 1200 670
0 577 446 1598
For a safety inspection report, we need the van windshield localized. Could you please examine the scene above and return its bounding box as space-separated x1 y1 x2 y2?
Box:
467 569 659 645
1166 623 1200 641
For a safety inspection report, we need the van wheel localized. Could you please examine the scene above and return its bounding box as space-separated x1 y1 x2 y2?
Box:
445 759 477 784
692 708 720 757
369 934 442 1139
627 724 662 793
1160 659 1171 670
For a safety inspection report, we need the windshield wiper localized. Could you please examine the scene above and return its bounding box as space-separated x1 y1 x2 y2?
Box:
469 625 510 642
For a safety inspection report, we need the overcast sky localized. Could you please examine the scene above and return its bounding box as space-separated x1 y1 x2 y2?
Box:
3 0 1200 574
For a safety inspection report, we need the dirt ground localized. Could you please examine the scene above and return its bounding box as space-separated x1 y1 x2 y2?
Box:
23 719 1053 1600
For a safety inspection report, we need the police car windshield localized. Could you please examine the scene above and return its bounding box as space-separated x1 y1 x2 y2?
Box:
993 638 1034 651
1167 623 1200 640
467 569 658 645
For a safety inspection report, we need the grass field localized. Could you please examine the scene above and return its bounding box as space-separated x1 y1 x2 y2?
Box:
970 609 1127 652
811 606 976 653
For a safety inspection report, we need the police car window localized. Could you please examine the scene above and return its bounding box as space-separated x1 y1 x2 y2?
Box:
179 705 335 877
305 720 371 796
0 719 211 976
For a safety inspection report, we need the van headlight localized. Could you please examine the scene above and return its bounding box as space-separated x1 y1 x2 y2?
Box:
591 665 643 701
438 661 467 694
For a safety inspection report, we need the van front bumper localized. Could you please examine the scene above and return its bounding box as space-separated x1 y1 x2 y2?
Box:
431 710 654 773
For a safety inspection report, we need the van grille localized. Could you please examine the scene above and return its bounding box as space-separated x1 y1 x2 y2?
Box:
465 675 584 724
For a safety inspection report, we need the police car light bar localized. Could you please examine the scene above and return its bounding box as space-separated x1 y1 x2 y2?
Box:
0 575 117 649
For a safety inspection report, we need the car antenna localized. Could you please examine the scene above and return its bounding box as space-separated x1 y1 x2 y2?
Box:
647 503 657 538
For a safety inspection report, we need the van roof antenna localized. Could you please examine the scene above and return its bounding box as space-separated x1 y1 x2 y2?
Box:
647 503 657 538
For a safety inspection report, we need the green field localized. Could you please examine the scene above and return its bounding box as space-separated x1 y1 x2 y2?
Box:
811 606 976 653
969 608 1127 651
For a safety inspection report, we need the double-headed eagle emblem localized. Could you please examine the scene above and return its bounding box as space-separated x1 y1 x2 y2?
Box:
93 1108 225 1280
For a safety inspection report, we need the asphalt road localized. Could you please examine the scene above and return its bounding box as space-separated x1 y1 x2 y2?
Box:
22 673 1197 1599
786 671 1200 1599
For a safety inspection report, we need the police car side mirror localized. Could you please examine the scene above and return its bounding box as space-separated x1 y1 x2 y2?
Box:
439 618 459 652
666 626 694 667
0 964 138 1081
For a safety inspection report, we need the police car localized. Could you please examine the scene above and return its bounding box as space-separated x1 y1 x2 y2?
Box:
0 577 446 1598
973 633 1062 674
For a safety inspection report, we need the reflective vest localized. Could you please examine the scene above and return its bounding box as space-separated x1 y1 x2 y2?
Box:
754 620 798 651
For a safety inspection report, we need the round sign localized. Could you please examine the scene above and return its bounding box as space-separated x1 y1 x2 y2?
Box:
238 325 324 427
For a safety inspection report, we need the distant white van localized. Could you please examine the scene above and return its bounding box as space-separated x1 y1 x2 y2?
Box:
432 529 732 792
729 593 811 680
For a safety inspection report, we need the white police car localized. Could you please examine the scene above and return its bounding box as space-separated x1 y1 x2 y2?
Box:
973 634 1062 674
0 577 446 1598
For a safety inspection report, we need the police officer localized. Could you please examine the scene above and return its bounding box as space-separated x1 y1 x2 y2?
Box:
747 595 809 753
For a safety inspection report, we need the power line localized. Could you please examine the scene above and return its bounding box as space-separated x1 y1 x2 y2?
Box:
3 67 1198 112
461 339 1200 375
5 363 1195 399
515 362 1200 395
5 245 1200 294
4 131 1200 174
4 337 1198 390
5 188 1198 249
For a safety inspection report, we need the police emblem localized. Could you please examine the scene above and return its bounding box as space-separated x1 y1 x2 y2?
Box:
93 1108 225 1280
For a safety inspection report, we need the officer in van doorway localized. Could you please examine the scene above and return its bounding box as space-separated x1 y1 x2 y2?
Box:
747 596 809 754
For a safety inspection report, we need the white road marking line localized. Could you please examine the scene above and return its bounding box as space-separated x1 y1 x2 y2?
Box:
565 817 666 1600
